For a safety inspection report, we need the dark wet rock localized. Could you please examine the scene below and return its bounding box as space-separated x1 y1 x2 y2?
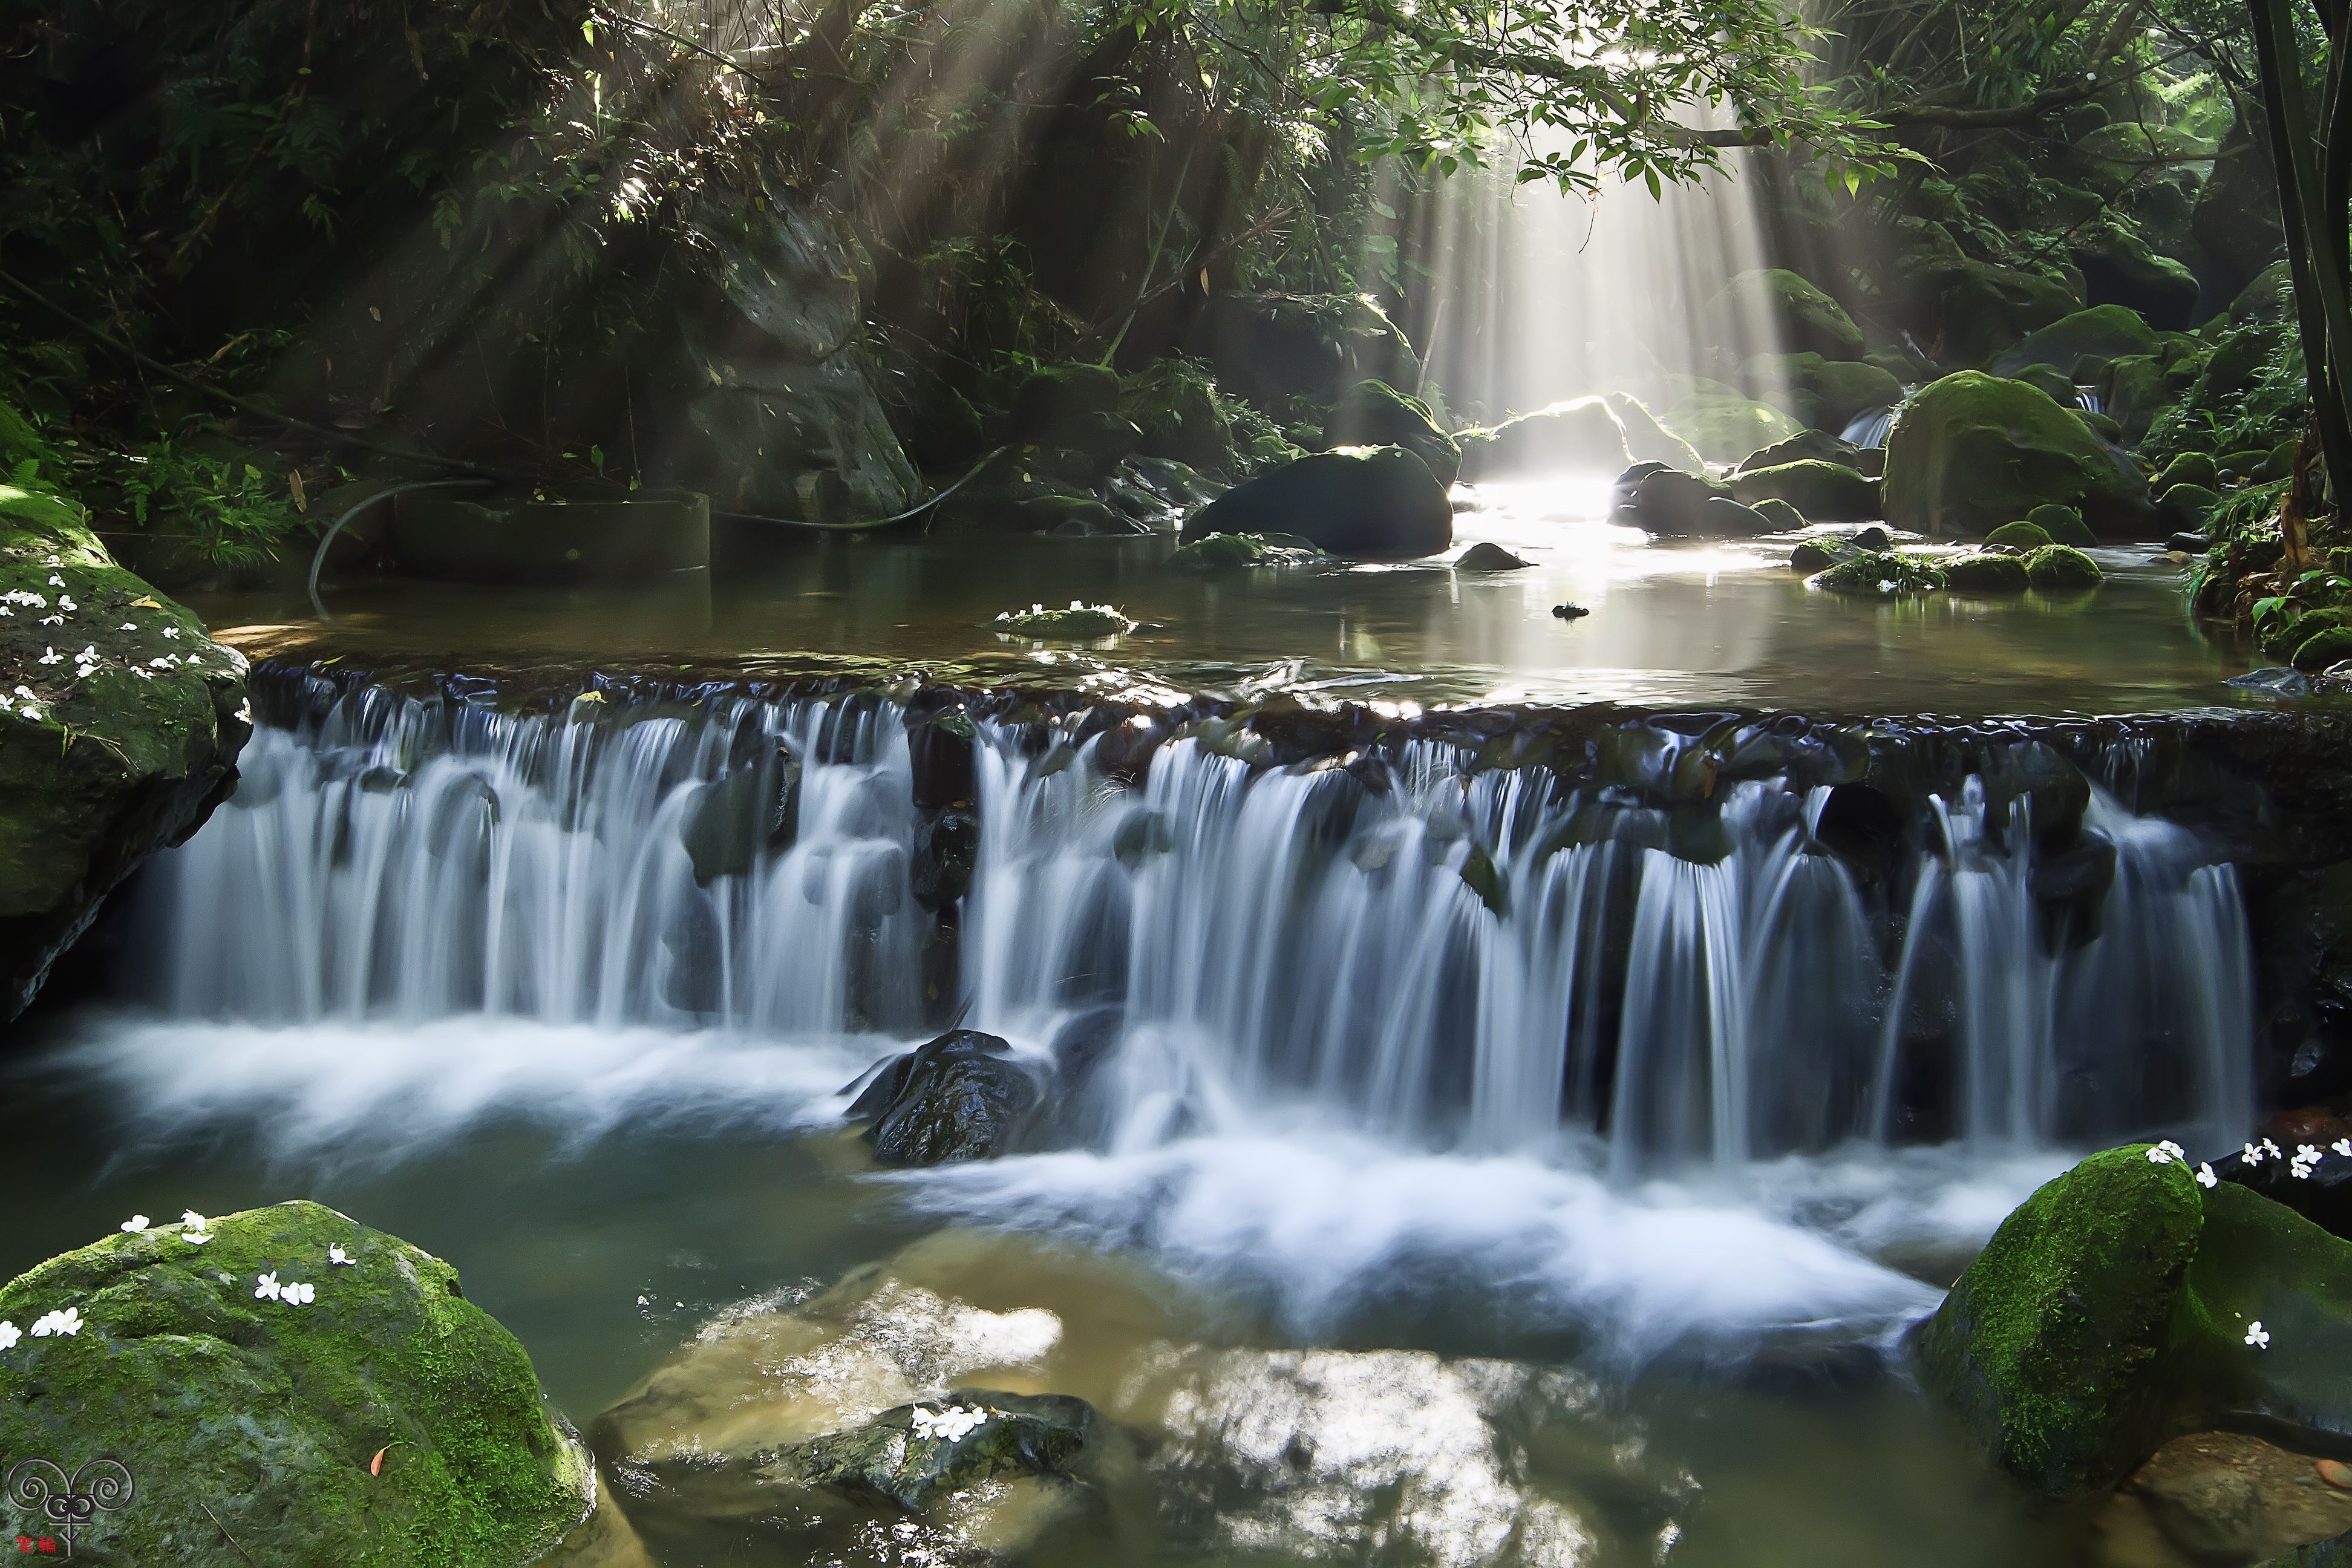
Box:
852 1030 1045 1166
1 517 250 1021
1166 531 1325 572
2027 503 2100 547
1180 446 1451 558
2158 484 2223 538
1943 552 2031 593
1729 460 1882 522
0 1201 598 1565
791 1391 1094 1512
1551 602 1590 620
2167 532 2213 555
1991 305 2160 377
2298 629 2352 673
1811 783 1904 880
2025 544 2105 590
1454 542 1530 570
1789 538 1846 573
1459 397 1633 478
2030 828 2118 946
1702 497 1775 536
682 747 802 884
1736 429 1869 474
1752 497 1808 532
1614 466 1734 535
1745 353 1903 433
2230 667 2312 698
1849 524 1893 552
1812 550 1944 596
1326 379 1462 488
1711 269 1865 359
1192 292 1420 408
2100 1431 2352 1566
1883 373 2154 540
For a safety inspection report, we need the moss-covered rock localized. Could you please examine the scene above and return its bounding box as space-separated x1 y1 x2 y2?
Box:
1 516 249 1020
1711 269 1866 359
1460 397 1633 478
2295 627 2352 672
1789 538 1845 573
1985 520 2055 550
1165 531 1325 572
2102 353 2186 445
2160 453 2221 493
1728 460 1882 522
1745 353 1902 431
1753 497 1808 531
1737 430 1870 474
1883 373 2154 540
0 1201 595 1566
1991 305 2160 377
1900 253 2082 364
1943 552 2032 592
1601 392 1704 471
2068 229 2200 332
1180 446 1451 558
1910 1148 2206 1497
1661 375 1807 464
2025 543 2105 589
1613 466 1734 536
1811 550 1945 595
2027 503 2100 547
991 601 1135 639
1325 379 1462 487
791 1391 1094 1511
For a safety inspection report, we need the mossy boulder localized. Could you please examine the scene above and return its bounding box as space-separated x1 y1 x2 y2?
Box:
1901 254 2082 364
1123 358 1239 477
2158 483 2224 537
2025 543 2105 589
0 1201 596 1566
1789 538 1846 573
791 1391 1095 1511
1613 466 1734 536
1883 373 2154 540
1728 460 1883 522
1601 393 1704 471
1180 446 1451 558
1166 531 1325 572
2295 627 2352 672
1325 379 1462 487
991 601 1135 639
2027 503 2100 547
1911 1148 2205 1498
1752 497 1808 531
1 516 250 1021
2160 453 2221 493
1811 550 1945 595
1943 552 2033 592
848 1028 1046 1166
1986 521 2055 550
1710 269 1866 359
1991 305 2161 377
1745 353 1903 431
1460 397 1633 478
1737 430 1870 474
2101 354 2184 445
2068 230 2200 332
1661 375 1807 463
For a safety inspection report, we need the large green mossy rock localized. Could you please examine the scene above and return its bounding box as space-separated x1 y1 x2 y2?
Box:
1181 446 1451 557
1711 269 1866 360
1745 353 1903 431
1601 393 1704 471
1991 305 2160 377
1901 253 2083 364
1912 1148 2207 1498
1460 397 1633 478
1728 460 1882 522
1943 552 2032 592
1661 376 1807 464
1913 1149 2352 1501
0 1202 594 1566
1325 379 1462 488
1883 373 2154 540
1 517 249 1021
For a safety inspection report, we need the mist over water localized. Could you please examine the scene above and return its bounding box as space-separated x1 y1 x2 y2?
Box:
65 676 2257 1364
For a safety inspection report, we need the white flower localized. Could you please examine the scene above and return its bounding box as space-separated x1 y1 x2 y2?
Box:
18 707 38 722
148 658 171 669
2336 1138 2352 1158
328 1246 354 1266
2196 1162 2218 1189
162 626 180 639
2146 1146 2176 1165
132 668 151 680
22 593 44 608
119 622 137 631
37 649 60 667
282 1282 314 1307
120 1215 149 1233
2244 1142 2267 1165
254 1272 282 1302
2246 1321 2271 1349
181 1209 207 1229
47 574 62 587
909 1403 991 1443
38 614 61 625
30 1308 82 1338
2263 1138 2284 1158
0 606 11 616
0 1322 18 1351
57 595 74 612
10 687 29 701
2304 1144 2325 1162
2158 1140 2187 1161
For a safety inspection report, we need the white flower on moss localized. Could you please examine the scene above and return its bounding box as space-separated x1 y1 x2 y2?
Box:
281 1282 314 1307
148 658 172 670
2146 1145 2177 1165
38 614 60 625
46 575 62 587
37 647 60 665
181 1210 214 1244
0 1322 17 1351
30 1308 82 1338
2196 1163 2219 1189
120 1215 149 1233
254 1272 283 1302
18 707 38 722
328 1246 354 1266
162 626 180 639
2246 1321 2271 1349
57 595 74 612
0 606 11 617
119 622 137 632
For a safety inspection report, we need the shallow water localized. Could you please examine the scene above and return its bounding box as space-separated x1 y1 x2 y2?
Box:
196 480 2250 714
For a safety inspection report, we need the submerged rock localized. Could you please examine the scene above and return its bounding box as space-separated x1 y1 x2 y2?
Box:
850 1028 1046 1166
1179 446 1451 558
0 1201 598 1565
1883 373 2154 540
792 1391 1095 1511
1454 541 1531 570
1 514 250 1020
1166 531 1325 572
1613 466 1735 536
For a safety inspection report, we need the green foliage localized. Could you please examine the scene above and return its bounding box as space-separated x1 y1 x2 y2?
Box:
114 442 312 569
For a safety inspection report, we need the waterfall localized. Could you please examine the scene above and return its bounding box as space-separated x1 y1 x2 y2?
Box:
132 677 2259 1167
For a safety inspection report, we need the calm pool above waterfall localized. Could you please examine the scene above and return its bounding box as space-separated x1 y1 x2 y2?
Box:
4 643 2294 1565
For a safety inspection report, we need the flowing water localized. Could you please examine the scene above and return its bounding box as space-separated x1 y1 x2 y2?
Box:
4 668 2267 1564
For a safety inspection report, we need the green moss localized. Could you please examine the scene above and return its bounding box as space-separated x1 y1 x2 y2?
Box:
2026 503 2099 547
1883 373 2152 540
2159 453 2219 492
1325 379 1461 488
1942 552 2031 592
1910 1146 2204 1497
2293 626 2352 671
2024 543 2105 589
1728 460 1881 522
1810 549 1945 596
1985 521 2054 550
0 1203 590 1566
1710 269 1865 359
1165 532 1324 572
992 601 1135 638
1991 305 2159 376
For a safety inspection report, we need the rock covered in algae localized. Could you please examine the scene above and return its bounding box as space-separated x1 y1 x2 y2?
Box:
2024 543 2105 590
1882 372 2154 540
1942 552 2032 593
1728 459 1883 522
1 513 249 1021
1913 1145 2352 1500
1166 531 1325 572
1324 378 1462 488
792 1391 1096 1510
1809 550 1945 596
0 1201 596 1566
993 600 1137 639
849 1028 1046 1166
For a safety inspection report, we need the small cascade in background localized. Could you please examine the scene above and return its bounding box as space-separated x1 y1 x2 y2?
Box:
135 673 2258 1171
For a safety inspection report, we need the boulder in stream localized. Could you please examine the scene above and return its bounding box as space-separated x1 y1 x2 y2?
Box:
792 1391 1096 1510
1324 379 1462 488
1709 269 1866 360
849 1028 1047 1165
1882 373 2154 540
1 513 249 1021
1458 396 1633 478
1728 460 1883 522
0 1201 604 1565
1179 446 1451 558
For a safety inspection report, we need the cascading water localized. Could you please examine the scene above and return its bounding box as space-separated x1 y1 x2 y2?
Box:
134 676 2256 1174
